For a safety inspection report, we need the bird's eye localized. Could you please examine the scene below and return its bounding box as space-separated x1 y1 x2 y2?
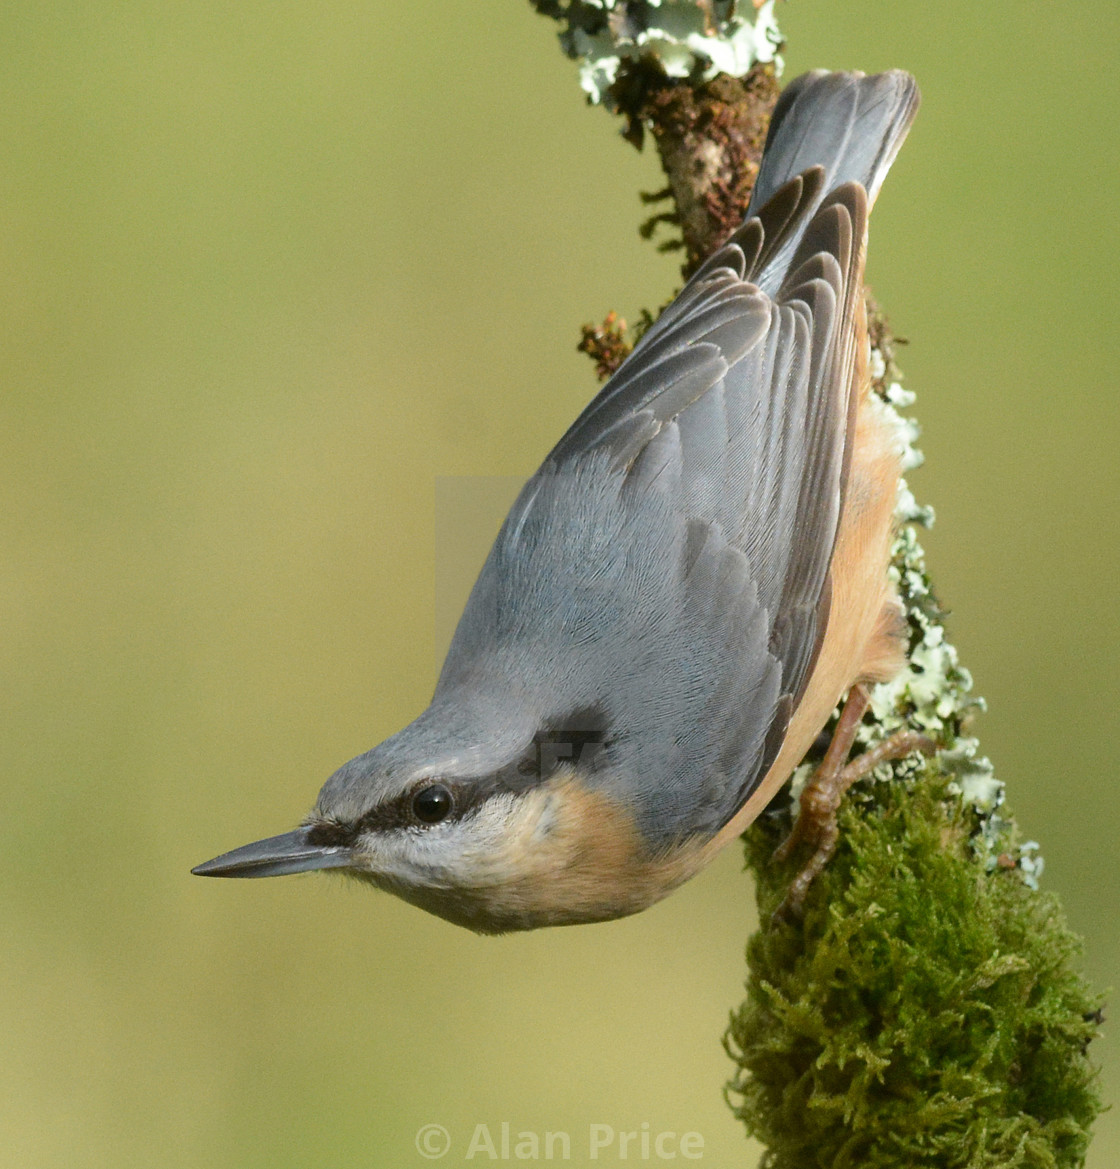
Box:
412 784 453 824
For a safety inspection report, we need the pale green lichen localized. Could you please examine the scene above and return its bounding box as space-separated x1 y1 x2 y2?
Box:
789 339 1035 883
531 0 782 105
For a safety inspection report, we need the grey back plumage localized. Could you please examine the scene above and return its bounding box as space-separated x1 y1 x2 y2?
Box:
328 72 919 850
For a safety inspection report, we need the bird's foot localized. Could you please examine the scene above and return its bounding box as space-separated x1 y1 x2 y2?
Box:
772 685 935 922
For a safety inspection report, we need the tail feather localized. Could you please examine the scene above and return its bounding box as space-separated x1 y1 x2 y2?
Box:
744 70 919 295
750 70 919 215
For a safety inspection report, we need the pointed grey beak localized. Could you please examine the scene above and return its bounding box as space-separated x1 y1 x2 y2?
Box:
192 828 353 879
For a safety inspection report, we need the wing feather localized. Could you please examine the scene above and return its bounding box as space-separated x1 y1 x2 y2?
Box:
501 178 872 824
436 72 918 843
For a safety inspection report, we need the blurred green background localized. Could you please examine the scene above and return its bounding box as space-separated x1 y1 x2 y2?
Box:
2 2 1117 1165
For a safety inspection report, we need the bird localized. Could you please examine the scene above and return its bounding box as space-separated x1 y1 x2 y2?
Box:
194 70 923 933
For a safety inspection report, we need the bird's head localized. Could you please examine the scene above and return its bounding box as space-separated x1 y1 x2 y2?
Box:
192 705 691 932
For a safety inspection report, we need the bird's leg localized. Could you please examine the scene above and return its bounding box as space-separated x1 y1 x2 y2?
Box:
771 684 870 869
772 684 935 920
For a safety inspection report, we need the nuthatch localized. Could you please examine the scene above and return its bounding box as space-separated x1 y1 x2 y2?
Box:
194 70 925 932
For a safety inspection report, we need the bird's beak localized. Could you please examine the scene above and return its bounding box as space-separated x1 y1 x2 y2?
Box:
191 828 353 879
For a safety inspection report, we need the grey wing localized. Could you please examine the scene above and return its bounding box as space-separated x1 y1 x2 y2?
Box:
529 179 869 825
428 181 867 842
436 72 917 840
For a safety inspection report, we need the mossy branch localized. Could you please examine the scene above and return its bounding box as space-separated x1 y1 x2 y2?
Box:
730 766 1101 1168
531 2 1105 1165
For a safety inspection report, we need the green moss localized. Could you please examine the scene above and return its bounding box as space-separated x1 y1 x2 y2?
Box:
727 768 1103 1169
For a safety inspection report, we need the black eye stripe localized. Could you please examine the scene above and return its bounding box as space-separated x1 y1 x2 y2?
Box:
315 714 614 842
349 781 484 835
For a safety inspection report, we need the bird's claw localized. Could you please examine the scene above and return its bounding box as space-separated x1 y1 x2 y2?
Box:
771 686 935 922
